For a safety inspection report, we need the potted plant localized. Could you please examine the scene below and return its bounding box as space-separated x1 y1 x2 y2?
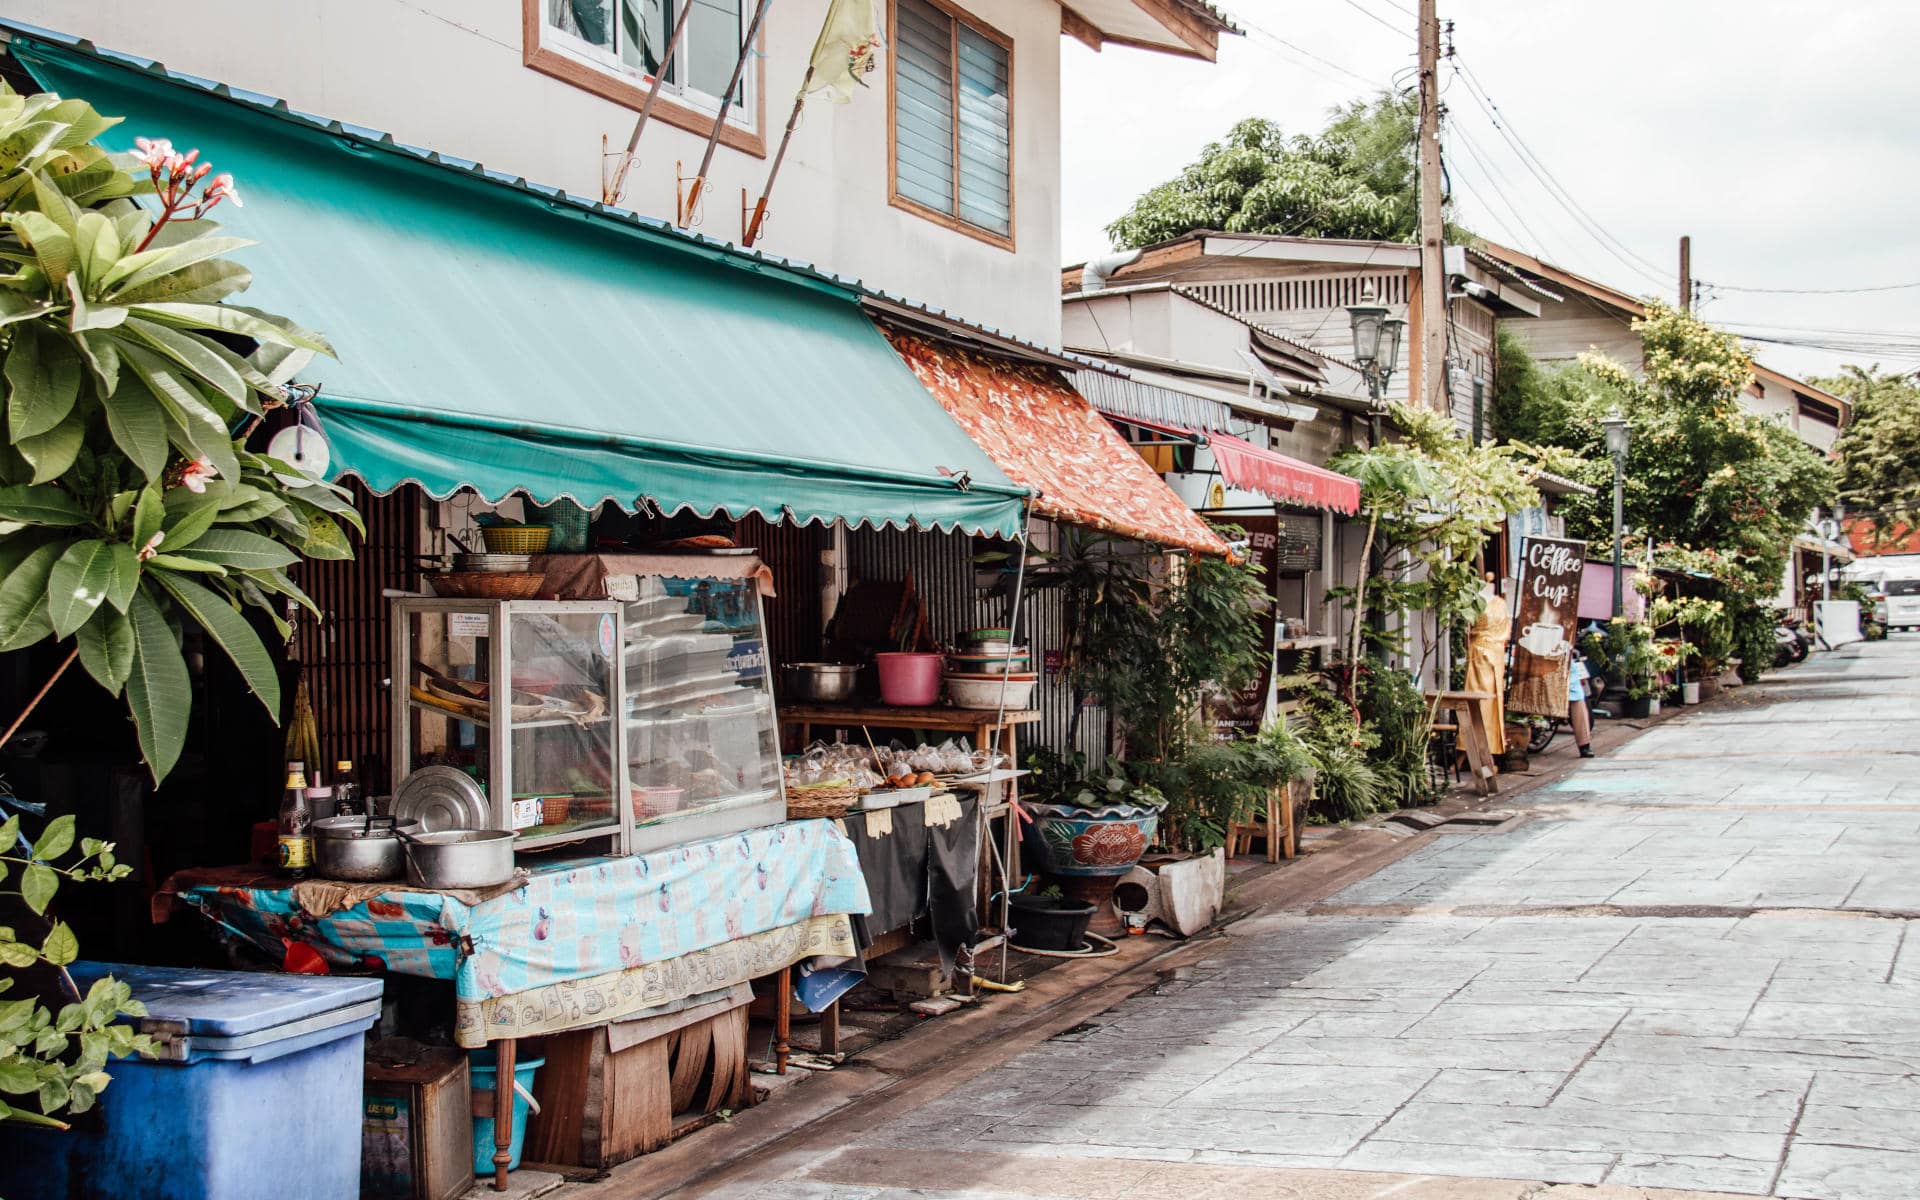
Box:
1007 882 1096 952
1603 619 1664 718
1021 749 1165 928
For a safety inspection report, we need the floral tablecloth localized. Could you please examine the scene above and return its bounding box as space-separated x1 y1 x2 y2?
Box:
177 819 870 1045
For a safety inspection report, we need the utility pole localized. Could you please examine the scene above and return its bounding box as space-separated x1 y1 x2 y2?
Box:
1416 0 1447 415
1679 234 1692 312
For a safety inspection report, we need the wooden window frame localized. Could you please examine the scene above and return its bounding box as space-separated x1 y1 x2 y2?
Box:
522 0 767 159
886 0 1015 251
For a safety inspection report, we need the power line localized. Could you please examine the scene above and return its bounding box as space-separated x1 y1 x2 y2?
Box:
1339 0 1414 41
1447 121 1562 261
1448 54 1673 291
1704 279 1920 296
1242 23 1387 90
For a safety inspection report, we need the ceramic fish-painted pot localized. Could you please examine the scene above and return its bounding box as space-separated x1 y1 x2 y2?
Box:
1022 801 1159 878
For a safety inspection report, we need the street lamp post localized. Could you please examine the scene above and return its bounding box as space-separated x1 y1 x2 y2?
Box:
1602 412 1631 617
1347 287 1405 442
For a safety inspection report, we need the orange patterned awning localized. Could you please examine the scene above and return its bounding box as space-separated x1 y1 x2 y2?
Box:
884 330 1229 556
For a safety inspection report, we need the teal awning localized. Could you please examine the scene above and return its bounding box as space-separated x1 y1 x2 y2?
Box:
11 34 1028 536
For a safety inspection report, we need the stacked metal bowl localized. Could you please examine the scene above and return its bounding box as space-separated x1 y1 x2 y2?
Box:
453 552 536 573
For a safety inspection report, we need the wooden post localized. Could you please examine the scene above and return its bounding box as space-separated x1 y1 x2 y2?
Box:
743 67 814 246
683 0 777 225
774 964 791 1075
492 1036 516 1191
1416 0 1448 414
603 0 696 206
1679 234 1693 312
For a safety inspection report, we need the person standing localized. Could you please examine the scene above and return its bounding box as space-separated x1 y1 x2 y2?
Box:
1567 647 1595 758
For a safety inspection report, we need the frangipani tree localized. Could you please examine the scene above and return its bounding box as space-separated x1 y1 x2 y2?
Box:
0 90 357 783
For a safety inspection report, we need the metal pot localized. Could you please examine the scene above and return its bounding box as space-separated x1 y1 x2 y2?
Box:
312 816 419 882
401 829 517 890
785 662 860 703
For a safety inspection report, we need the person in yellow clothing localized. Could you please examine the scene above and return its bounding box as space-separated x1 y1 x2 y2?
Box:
1463 573 1510 757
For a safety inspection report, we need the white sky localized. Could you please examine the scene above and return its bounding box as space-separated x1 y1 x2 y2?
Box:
1060 0 1920 382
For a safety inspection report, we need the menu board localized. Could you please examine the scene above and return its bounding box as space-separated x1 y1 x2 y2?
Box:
1508 536 1586 718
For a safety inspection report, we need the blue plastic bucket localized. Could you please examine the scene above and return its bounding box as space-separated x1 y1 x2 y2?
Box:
468 1051 544 1176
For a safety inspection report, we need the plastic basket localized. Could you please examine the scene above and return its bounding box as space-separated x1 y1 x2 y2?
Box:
480 525 551 554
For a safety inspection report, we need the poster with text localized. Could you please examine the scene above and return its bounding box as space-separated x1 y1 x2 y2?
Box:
1508 535 1586 718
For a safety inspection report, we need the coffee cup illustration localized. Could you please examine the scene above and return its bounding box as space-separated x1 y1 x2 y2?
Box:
1519 621 1566 658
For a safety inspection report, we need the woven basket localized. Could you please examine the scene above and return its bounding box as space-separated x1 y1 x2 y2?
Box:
429 571 545 600
785 783 861 820
480 525 552 554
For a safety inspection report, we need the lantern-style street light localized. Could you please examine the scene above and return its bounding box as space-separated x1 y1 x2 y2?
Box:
1347 287 1405 440
1602 411 1631 617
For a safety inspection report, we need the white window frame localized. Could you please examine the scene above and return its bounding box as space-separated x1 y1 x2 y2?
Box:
537 0 759 134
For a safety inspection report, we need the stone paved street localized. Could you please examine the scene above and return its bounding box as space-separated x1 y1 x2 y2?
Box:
729 636 1920 1200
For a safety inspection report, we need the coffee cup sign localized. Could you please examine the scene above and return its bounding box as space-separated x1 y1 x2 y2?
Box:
1508 536 1587 718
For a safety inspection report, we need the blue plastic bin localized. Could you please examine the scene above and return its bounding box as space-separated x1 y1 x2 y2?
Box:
0 961 382 1200
468 1049 544 1175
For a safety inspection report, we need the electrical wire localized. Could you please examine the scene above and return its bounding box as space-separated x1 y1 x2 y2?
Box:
1243 24 1388 90
1702 279 1920 296
1447 122 1562 261
1447 55 1672 291
1339 0 1415 40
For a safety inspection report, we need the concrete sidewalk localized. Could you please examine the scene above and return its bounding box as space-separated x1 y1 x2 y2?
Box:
646 636 1919 1200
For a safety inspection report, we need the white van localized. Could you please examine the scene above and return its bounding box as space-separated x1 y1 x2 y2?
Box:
1886 578 1920 630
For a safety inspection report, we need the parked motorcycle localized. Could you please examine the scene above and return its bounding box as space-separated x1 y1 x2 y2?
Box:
1774 616 1813 667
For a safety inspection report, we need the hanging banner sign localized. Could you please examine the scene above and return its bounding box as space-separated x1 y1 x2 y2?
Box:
1205 516 1280 739
1508 535 1586 718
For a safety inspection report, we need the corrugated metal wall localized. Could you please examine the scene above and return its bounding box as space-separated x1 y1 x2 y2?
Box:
844 522 1107 759
291 480 421 785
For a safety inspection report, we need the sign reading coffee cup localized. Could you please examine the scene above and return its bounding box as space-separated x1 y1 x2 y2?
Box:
1508 535 1586 718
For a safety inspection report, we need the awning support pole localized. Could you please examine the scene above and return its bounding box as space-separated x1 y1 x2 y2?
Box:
683 0 778 226
602 0 696 205
743 65 813 246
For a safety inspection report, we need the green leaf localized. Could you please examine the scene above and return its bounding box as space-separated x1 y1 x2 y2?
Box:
120 317 245 405
0 941 38 968
47 540 117 638
102 235 255 297
0 816 16 854
8 209 74 285
101 373 169 482
74 328 121 393
0 484 86 527
5 324 83 438
0 1057 37 1095
152 572 281 718
143 553 225 575
175 528 299 571
40 922 77 967
35 814 74 861
75 607 134 696
103 541 138 613
109 257 252 306
125 302 335 356
0 540 66 645
126 588 191 784
160 491 221 552
299 511 354 561
16 411 86 485
131 485 164 550
21 864 57 916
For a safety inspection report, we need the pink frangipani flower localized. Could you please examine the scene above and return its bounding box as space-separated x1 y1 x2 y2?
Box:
179 457 218 493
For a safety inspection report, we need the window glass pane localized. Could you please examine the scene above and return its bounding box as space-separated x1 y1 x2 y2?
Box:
549 0 615 50
621 0 667 76
955 25 1010 234
894 0 955 216
687 0 746 107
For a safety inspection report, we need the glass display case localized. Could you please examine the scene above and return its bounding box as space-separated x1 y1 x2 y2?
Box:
391 599 628 853
622 573 785 854
390 574 786 857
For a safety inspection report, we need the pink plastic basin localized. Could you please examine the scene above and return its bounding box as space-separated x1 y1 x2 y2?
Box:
875 652 945 707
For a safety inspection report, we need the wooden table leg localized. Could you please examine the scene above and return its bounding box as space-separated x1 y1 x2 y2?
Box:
1458 705 1499 796
1265 788 1281 864
819 998 840 1055
492 1036 515 1191
1280 781 1297 860
774 964 791 1075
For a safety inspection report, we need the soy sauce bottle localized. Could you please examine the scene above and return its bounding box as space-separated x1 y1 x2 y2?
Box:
277 762 313 880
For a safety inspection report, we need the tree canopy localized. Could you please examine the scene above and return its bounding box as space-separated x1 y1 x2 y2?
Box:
1818 365 1920 538
1104 93 1424 250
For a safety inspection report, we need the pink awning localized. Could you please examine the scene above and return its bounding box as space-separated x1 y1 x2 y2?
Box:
1207 433 1361 515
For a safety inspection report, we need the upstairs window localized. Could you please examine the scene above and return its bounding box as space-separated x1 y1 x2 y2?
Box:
890 0 1013 246
529 0 762 149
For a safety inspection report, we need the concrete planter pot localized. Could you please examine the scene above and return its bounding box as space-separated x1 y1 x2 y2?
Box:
1024 802 1161 937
